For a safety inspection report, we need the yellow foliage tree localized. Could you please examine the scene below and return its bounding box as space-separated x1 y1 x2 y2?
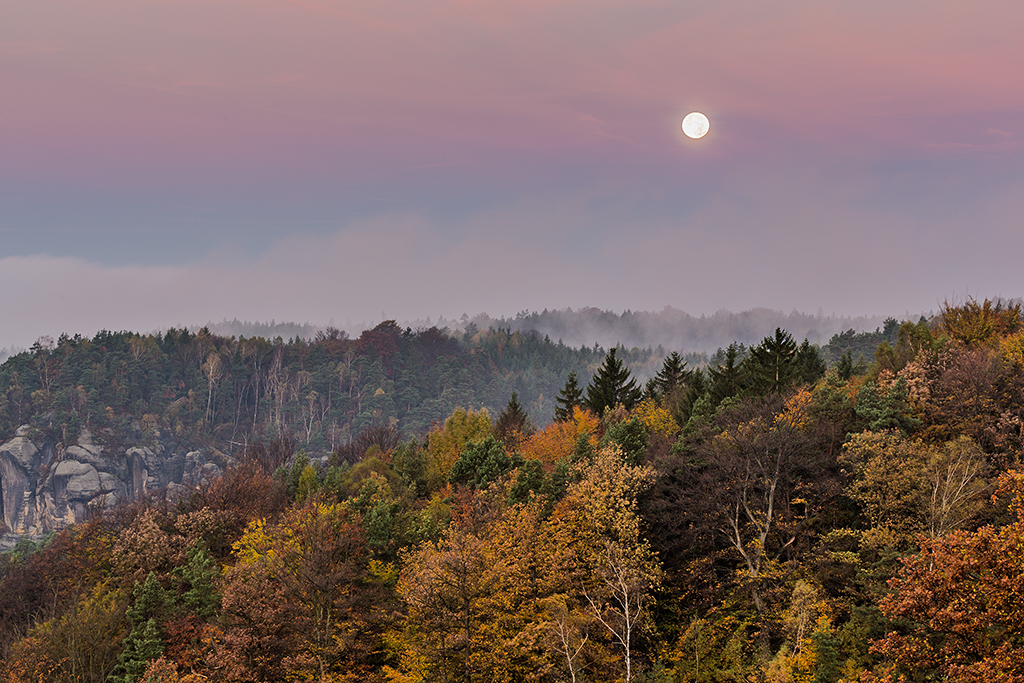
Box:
633 398 679 440
423 408 493 491
939 297 1021 347
1000 331 1024 367
552 446 661 682
1 584 128 683
777 388 814 432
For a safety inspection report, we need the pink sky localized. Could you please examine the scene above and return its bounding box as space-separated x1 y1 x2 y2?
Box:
2 0 1023 348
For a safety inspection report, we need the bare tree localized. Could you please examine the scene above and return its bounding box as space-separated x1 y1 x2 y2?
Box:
926 436 988 538
583 540 659 683
540 594 590 683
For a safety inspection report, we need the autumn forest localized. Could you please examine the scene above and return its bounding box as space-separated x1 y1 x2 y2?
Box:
3 298 1024 682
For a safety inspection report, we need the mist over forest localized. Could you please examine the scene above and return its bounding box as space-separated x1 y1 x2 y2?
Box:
0 306 911 366
194 306 902 356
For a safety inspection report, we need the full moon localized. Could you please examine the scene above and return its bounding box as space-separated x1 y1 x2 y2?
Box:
682 112 710 139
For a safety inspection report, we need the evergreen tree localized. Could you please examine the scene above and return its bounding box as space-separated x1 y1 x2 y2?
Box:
603 417 649 465
811 627 842 683
495 392 533 448
448 436 521 490
687 367 707 404
650 351 689 401
796 339 827 385
175 544 220 620
836 350 854 381
667 366 709 428
745 328 800 395
108 573 172 683
584 347 642 415
554 370 584 422
709 343 746 407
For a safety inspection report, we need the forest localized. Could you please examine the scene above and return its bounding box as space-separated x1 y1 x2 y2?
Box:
2 298 1020 682
0 322 664 458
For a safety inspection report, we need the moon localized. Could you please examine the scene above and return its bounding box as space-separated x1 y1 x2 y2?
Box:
682 112 710 139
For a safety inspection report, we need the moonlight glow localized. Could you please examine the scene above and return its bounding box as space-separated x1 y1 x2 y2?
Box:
682 112 710 139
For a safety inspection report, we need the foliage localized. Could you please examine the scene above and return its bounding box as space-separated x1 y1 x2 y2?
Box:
448 436 521 490
865 471 1024 682
938 297 1021 347
495 392 534 450
423 407 493 491
585 347 643 415
4 317 1024 682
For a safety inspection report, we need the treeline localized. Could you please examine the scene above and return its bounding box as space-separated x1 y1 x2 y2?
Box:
0 323 691 457
0 312 894 462
480 306 891 354
6 298 1024 681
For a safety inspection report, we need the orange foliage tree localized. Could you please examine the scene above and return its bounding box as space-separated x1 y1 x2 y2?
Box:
863 471 1024 682
520 406 600 469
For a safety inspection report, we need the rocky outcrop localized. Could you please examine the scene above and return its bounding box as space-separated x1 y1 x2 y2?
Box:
0 426 227 546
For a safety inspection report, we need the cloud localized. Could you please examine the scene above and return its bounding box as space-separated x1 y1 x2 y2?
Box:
6 163 1023 352
3 0 1023 351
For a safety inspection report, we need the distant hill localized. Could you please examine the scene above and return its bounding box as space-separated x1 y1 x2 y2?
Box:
433 306 907 354
199 306 917 355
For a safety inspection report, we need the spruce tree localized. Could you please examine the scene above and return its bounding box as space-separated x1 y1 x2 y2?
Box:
709 343 746 407
745 328 799 395
108 573 171 683
796 339 827 385
554 371 583 422
836 350 854 381
175 544 221 620
584 347 641 415
651 351 689 401
496 392 533 448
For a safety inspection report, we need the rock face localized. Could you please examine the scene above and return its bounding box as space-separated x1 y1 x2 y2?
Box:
0 426 226 544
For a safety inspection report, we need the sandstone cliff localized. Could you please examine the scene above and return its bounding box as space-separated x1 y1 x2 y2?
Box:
0 426 225 548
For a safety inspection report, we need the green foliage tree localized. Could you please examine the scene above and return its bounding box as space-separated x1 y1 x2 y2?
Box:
796 339 827 385
854 377 917 433
449 436 521 490
835 350 854 381
875 318 938 373
603 417 649 466
708 343 746 407
174 544 220 620
554 370 584 422
649 352 689 401
585 347 642 415
108 573 172 683
745 328 799 395
495 392 533 449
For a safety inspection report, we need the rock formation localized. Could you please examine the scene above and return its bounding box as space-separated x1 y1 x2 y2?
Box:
0 426 225 548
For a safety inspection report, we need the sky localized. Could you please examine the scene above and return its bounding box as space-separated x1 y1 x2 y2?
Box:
2 0 1023 349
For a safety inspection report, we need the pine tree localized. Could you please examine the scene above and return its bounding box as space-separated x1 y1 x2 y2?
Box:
584 348 641 415
175 544 221 620
836 350 854 381
650 352 689 401
108 573 171 683
496 392 533 448
709 343 746 407
745 328 799 395
796 339 827 385
554 371 584 422
448 436 520 489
